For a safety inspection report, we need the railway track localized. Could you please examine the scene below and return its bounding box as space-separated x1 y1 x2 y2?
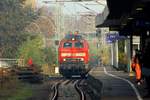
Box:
74 80 86 100
50 79 86 100
51 82 59 100
49 79 65 100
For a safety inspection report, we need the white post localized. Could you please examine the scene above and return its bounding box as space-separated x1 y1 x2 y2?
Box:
124 40 127 54
116 40 119 68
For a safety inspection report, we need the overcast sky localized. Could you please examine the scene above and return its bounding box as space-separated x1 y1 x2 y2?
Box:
36 0 107 15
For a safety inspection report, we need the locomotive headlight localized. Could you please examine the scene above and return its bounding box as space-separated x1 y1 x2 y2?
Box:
75 53 86 56
63 58 66 61
72 38 75 40
80 58 84 61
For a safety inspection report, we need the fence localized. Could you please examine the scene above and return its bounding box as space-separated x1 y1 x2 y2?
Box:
0 58 25 67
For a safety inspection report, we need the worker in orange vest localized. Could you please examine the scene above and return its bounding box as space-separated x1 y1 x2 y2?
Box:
28 57 33 67
131 53 142 85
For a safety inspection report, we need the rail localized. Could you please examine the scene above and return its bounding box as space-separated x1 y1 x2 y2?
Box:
74 80 85 100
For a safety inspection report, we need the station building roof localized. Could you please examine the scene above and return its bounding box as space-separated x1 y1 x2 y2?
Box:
96 0 150 36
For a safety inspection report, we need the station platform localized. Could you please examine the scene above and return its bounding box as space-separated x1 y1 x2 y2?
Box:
89 65 149 100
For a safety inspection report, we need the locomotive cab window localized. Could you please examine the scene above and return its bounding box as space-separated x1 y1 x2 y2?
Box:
63 42 72 48
75 42 84 48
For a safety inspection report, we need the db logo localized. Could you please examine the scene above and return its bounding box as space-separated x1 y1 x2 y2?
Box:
72 53 76 56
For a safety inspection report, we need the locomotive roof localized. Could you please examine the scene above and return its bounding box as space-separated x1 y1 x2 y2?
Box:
64 34 83 40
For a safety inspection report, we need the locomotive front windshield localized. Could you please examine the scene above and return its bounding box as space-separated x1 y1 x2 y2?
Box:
63 42 72 48
63 41 84 48
75 42 84 48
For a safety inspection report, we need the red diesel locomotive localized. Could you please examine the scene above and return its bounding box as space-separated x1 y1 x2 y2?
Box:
58 34 89 77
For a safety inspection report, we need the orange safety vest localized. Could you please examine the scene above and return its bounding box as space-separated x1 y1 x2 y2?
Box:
28 58 33 66
135 63 141 80
131 57 141 80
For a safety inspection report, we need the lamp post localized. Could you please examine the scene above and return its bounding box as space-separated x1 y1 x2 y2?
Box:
42 1 62 68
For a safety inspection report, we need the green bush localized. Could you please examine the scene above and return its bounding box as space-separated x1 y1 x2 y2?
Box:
17 35 45 66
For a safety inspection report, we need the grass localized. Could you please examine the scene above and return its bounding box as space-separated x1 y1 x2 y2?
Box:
0 76 33 100
7 86 32 100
